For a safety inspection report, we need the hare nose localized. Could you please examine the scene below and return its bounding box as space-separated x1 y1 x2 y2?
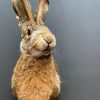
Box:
43 36 56 51
44 38 52 45
43 38 52 50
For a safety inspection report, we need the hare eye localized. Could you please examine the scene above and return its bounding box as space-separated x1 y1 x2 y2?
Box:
28 29 31 36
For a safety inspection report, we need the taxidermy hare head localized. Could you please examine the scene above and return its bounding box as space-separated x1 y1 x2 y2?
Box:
12 0 56 57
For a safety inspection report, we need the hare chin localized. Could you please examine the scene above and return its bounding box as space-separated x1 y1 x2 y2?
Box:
31 50 51 57
30 48 52 57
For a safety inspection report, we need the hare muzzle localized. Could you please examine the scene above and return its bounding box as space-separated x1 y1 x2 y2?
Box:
30 29 56 56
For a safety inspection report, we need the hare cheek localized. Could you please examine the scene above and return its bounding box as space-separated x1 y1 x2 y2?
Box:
49 41 56 49
20 42 27 53
30 31 41 43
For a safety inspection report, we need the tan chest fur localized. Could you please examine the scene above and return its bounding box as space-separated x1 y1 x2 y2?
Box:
12 54 60 100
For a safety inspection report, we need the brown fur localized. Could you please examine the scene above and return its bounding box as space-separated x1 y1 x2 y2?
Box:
11 0 61 100
12 54 60 100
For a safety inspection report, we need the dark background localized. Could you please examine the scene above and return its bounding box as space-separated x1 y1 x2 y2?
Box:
0 0 100 100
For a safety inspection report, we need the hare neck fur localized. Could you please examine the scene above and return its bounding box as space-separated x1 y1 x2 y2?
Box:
17 53 56 70
13 53 60 99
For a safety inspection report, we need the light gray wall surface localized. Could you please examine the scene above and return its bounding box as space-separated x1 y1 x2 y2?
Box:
0 0 100 100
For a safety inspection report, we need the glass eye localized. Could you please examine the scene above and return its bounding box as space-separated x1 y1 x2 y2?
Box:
28 29 31 36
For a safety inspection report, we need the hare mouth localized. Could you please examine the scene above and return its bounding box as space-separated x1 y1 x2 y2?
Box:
34 49 51 56
30 48 52 57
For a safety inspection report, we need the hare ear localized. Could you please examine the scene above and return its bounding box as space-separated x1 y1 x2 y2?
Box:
11 0 34 24
35 0 49 25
